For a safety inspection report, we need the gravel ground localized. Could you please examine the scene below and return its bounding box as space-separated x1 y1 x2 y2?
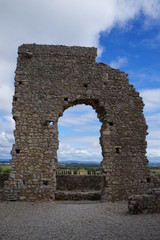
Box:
0 201 160 240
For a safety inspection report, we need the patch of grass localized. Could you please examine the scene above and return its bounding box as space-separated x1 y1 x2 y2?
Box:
150 168 160 174
0 165 11 173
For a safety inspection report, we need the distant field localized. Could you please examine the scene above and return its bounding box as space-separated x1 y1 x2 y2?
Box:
0 165 11 173
0 163 101 174
58 163 101 170
57 163 102 175
0 163 160 174
150 168 160 174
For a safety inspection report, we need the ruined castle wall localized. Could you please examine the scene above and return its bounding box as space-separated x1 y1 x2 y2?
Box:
4 44 149 201
56 175 104 191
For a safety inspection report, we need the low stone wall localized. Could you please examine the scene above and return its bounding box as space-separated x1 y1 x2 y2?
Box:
128 174 160 214
0 173 9 189
56 175 104 191
147 174 160 190
128 189 160 214
0 173 9 200
1 174 104 191
1 173 160 204
55 191 101 201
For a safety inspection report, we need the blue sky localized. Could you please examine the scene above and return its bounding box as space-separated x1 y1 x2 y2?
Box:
58 15 160 163
0 0 160 163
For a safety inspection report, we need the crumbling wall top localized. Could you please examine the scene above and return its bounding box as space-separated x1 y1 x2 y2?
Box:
18 44 97 62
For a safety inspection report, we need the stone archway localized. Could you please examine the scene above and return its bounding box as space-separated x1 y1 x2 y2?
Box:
57 103 102 165
4 44 149 201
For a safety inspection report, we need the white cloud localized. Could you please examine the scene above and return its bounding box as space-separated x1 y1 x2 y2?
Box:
140 89 160 113
0 115 15 134
59 104 101 127
147 129 160 154
59 135 100 147
109 56 128 69
58 105 102 162
134 70 160 83
146 113 160 129
0 115 15 159
0 59 15 114
129 68 160 89
0 0 160 111
0 0 160 161
147 149 160 158
0 85 13 114
0 0 160 57
58 141 102 162
140 89 160 161
74 125 100 133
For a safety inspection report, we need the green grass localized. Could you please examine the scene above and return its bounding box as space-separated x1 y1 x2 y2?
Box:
0 165 11 173
150 169 160 174
58 163 101 171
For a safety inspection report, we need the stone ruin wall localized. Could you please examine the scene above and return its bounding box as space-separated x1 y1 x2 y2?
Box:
56 175 104 191
3 44 150 201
